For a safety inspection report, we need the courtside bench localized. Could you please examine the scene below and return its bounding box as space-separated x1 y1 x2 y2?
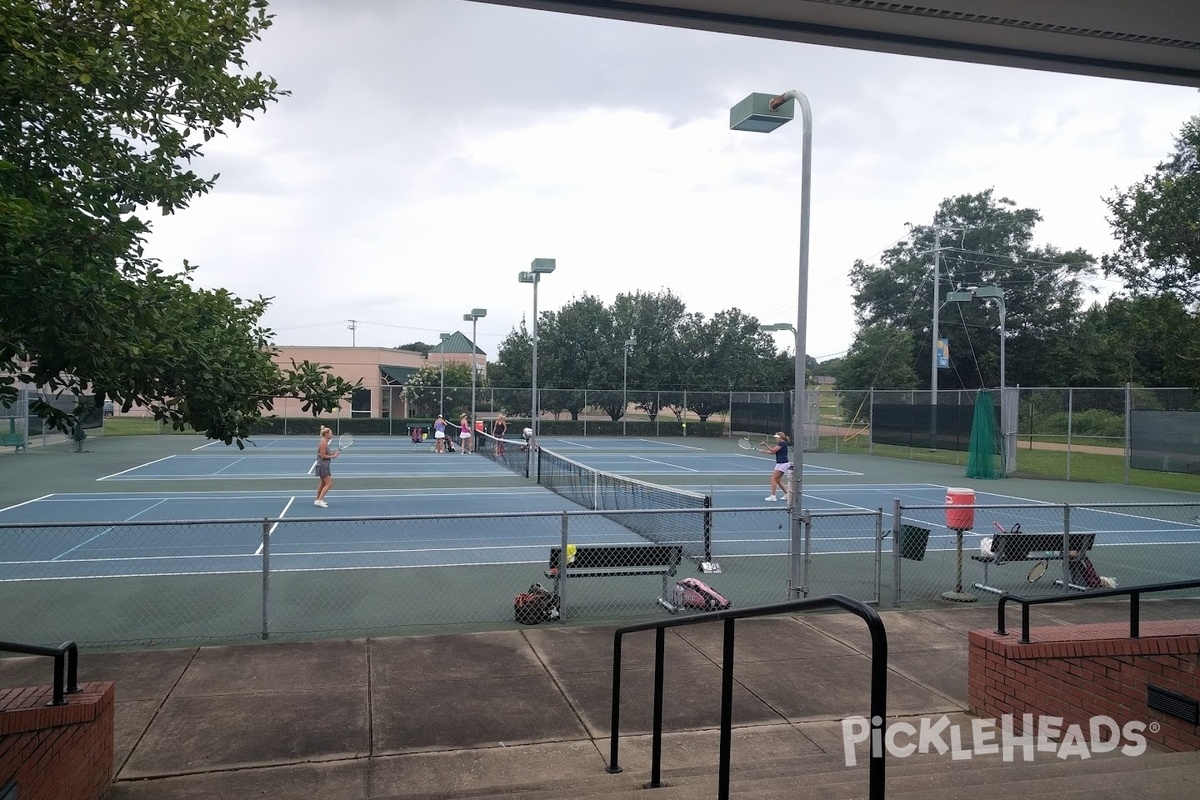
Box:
972 530 1096 595
546 543 683 612
0 419 26 452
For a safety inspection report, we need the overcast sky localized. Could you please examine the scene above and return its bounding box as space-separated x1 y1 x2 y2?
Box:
141 0 1199 363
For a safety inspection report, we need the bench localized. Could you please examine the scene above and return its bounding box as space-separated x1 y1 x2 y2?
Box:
971 526 1096 595
546 543 683 612
0 419 26 452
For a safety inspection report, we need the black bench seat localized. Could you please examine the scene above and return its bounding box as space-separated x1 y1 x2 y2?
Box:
546 543 683 612
971 529 1096 595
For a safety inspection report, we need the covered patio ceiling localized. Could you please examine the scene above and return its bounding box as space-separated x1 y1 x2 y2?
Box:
470 0 1200 87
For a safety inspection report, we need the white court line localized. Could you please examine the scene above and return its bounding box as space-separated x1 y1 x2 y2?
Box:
638 439 705 451
212 457 247 476
630 455 700 472
50 498 169 560
255 496 296 555
96 454 177 481
0 493 54 513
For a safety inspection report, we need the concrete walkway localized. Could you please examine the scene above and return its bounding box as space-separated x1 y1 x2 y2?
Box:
1 600 1196 798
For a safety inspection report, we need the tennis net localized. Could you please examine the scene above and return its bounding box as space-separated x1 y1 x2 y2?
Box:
536 445 712 563
475 430 531 478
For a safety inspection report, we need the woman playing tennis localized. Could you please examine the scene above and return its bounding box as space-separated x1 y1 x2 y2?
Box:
458 414 472 454
761 431 791 502
314 425 340 507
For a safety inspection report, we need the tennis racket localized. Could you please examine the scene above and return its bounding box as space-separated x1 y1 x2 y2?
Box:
338 433 354 452
739 437 768 451
1027 560 1049 583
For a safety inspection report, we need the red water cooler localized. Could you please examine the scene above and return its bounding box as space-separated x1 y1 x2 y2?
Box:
942 488 978 602
945 488 976 531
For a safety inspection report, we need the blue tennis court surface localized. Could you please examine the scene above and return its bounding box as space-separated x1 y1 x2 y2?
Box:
98 435 860 481
5 480 1200 581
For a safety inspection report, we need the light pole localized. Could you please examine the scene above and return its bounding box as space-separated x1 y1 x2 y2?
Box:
622 335 637 436
438 332 450 418
732 90 812 532
948 286 1007 471
463 308 487 449
518 258 555 437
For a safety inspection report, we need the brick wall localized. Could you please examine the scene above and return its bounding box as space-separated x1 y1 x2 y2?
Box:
969 620 1200 752
0 681 114 800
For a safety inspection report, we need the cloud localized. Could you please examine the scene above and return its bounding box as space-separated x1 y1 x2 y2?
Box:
140 0 1199 363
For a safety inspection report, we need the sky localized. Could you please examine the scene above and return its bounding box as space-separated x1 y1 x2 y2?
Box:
141 0 1200 364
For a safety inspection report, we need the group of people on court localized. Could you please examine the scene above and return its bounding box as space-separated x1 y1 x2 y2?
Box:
314 421 787 508
313 414 512 506
429 412 508 454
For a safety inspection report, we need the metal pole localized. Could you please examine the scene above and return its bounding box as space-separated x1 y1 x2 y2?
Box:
470 317 477 450
931 227 941 450
623 344 628 436
531 276 540 436
439 346 445 418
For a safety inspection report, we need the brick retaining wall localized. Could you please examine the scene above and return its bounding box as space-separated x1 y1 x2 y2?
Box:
969 620 1200 751
0 681 114 800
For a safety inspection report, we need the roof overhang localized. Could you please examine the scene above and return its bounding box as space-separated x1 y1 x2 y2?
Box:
468 0 1200 87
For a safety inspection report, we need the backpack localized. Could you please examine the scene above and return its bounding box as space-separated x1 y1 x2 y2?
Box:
671 578 731 612
514 583 560 625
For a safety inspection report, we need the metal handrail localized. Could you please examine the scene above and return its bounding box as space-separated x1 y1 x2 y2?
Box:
0 641 80 706
997 578 1200 644
608 594 887 800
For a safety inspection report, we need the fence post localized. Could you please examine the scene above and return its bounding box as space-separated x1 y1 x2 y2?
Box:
1060 504 1071 593
870 388 877 455
1066 388 1073 481
261 518 271 640
559 511 570 621
1124 383 1132 485
891 498 902 607
873 508 884 606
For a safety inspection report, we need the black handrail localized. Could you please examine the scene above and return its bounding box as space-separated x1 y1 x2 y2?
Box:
0 641 80 706
997 579 1200 644
608 594 887 800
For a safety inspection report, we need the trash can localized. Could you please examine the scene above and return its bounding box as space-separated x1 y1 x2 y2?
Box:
945 488 976 531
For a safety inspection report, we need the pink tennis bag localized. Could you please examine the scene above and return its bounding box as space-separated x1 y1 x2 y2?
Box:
672 578 732 612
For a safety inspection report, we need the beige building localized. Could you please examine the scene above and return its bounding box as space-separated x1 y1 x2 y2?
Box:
272 333 484 419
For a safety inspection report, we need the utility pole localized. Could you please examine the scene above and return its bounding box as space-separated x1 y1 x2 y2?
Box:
347 319 358 347
930 228 941 450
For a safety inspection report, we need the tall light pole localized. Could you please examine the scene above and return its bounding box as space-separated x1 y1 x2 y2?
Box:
463 308 487 448
948 286 1007 472
518 258 555 437
731 90 811 535
622 335 637 436
438 332 450 418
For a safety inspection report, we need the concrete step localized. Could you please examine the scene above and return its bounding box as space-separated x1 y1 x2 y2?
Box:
374 747 1200 799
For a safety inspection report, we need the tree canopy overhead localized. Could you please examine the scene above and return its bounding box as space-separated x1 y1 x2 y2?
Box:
1104 115 1200 306
847 190 1097 391
1 0 355 442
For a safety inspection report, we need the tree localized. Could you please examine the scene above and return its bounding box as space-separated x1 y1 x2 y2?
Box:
0 1 354 443
834 323 920 421
538 295 613 420
675 308 775 421
486 319 533 417
403 362 473 418
398 341 433 355
610 290 687 421
850 190 1095 390
1104 116 1200 305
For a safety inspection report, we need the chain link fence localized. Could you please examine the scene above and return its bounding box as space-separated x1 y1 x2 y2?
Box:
4 499 1197 646
887 500 1200 606
0 508 789 647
